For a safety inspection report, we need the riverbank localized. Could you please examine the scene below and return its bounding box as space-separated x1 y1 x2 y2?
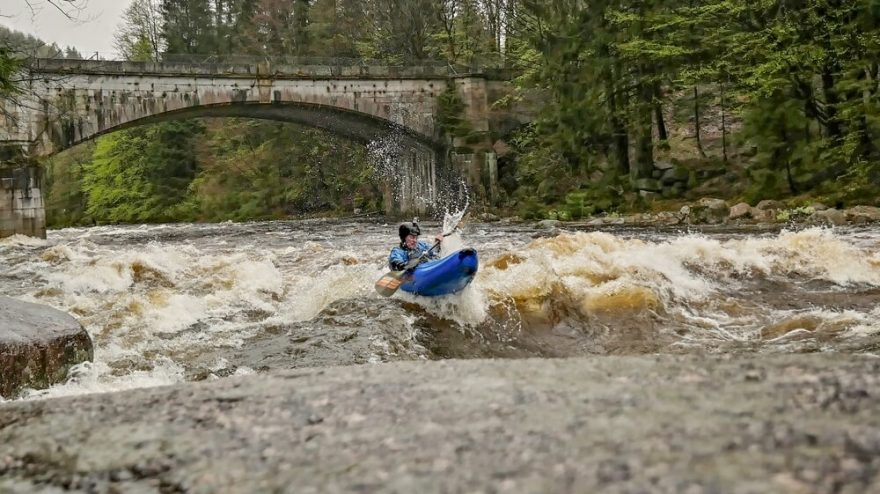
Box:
481 200 880 229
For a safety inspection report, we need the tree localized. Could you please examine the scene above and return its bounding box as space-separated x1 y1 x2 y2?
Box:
115 0 164 61
161 0 218 55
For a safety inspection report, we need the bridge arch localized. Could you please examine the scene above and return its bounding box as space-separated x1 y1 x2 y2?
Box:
1 58 528 238
49 101 443 153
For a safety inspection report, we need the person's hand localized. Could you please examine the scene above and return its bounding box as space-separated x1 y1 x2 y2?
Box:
435 234 443 243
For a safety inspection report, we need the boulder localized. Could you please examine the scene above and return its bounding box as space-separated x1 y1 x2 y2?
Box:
729 202 753 220
755 200 784 211
634 178 662 192
845 205 880 223
813 208 847 226
0 296 93 399
536 219 561 229
660 166 691 186
690 198 729 224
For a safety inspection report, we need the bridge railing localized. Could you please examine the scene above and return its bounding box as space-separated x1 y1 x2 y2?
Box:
157 54 451 67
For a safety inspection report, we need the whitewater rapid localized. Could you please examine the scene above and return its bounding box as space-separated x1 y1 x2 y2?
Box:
2 220 879 400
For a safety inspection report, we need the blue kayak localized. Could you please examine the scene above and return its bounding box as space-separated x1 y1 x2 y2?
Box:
399 248 479 297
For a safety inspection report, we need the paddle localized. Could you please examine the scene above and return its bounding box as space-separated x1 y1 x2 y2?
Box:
374 218 463 297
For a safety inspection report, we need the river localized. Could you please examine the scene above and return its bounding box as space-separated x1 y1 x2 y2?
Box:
1 219 879 400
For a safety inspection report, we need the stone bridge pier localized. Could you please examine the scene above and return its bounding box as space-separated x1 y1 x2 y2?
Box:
0 164 45 239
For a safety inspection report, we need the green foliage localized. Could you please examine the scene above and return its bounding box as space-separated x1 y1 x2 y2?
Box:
81 121 202 223
175 120 380 221
42 0 880 228
44 143 94 227
436 83 472 139
0 45 22 97
564 192 589 220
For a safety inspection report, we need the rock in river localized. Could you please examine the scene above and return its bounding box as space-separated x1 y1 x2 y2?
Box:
0 296 93 399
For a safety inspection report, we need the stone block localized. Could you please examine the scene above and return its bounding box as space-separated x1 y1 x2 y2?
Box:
635 178 662 192
661 166 691 185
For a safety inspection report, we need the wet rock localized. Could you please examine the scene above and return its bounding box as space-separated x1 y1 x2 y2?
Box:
536 219 561 229
689 198 729 224
729 202 753 220
654 211 679 225
845 206 880 223
1 355 878 493
478 213 500 222
0 296 93 398
813 208 847 226
756 200 785 211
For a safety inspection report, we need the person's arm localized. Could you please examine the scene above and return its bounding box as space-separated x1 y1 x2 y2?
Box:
389 248 408 271
419 240 442 260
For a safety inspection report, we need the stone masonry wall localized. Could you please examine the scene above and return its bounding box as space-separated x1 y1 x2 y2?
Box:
0 167 46 239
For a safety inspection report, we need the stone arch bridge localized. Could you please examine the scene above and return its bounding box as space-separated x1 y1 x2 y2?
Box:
0 58 532 238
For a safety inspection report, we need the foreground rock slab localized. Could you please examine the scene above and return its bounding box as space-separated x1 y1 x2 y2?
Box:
1 355 879 493
0 296 93 399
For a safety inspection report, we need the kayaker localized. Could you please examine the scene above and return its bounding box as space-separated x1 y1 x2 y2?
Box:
389 221 442 271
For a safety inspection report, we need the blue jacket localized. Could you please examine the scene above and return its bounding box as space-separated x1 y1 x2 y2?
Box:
389 240 439 271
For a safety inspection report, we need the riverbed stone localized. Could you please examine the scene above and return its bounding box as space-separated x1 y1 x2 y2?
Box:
0 296 93 399
812 208 847 226
729 202 753 220
536 219 561 229
689 198 729 224
0 355 878 493
756 199 784 211
845 205 880 223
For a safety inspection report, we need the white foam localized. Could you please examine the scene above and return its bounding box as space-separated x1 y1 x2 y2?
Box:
20 358 185 401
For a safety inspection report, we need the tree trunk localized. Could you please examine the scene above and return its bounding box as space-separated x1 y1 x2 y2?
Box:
785 158 798 194
608 65 629 176
634 77 654 178
720 80 728 164
654 83 667 143
780 126 798 194
820 63 843 142
694 86 706 158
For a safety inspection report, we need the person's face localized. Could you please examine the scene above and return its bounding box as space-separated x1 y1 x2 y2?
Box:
405 233 419 248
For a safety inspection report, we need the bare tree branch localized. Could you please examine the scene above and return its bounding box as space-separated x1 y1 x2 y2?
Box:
20 0 89 21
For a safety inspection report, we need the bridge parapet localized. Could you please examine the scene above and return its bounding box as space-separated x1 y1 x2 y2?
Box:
28 58 462 80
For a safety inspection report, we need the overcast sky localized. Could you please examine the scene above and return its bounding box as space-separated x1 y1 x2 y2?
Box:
0 0 131 58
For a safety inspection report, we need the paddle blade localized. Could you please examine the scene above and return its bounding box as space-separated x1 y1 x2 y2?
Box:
374 270 407 297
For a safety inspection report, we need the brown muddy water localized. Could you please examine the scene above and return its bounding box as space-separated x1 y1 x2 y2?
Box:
1 219 879 399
